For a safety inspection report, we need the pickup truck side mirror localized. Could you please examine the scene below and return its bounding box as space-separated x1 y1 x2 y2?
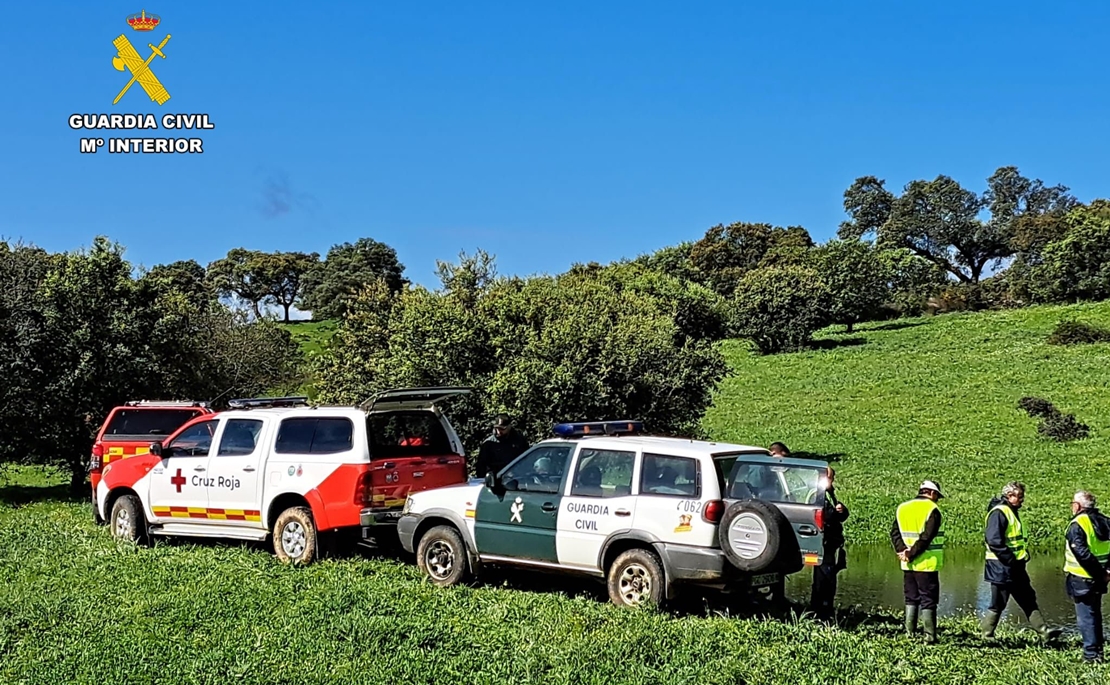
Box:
150 442 162 457
484 471 505 495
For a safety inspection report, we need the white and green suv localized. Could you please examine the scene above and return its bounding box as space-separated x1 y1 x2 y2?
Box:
397 421 830 607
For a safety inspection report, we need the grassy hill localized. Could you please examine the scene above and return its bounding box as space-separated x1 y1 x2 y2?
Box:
703 300 1110 547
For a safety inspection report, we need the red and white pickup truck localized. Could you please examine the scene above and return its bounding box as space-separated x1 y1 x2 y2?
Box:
96 388 471 563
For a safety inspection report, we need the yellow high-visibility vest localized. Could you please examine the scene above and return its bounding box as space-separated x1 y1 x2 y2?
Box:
1064 513 1110 579
897 498 945 572
985 504 1029 562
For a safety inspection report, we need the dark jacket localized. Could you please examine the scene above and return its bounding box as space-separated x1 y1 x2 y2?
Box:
984 497 1025 585
1066 506 1110 598
474 429 529 478
823 487 849 560
890 496 942 564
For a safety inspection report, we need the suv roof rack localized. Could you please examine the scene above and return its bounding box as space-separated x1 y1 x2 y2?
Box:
553 420 643 438
227 396 310 410
124 400 209 408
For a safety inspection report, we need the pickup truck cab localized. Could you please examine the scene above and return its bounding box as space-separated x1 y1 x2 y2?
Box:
97 388 470 564
398 421 828 607
89 400 215 523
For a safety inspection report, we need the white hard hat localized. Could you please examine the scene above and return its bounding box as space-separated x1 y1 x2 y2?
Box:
920 480 944 498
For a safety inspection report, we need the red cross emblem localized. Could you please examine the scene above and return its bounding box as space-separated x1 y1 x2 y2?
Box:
170 468 186 493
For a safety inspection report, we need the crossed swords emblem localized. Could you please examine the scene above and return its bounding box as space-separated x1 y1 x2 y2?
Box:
111 33 172 105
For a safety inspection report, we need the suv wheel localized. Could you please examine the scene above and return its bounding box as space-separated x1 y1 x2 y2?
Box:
273 506 318 564
607 548 665 608
110 494 148 545
416 525 470 586
718 500 798 573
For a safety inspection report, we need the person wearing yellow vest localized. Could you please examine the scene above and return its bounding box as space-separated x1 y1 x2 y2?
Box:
1065 490 1110 663
890 480 945 643
980 481 1059 642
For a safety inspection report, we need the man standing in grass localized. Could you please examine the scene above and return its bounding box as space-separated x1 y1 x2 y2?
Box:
810 466 848 620
891 480 945 644
1064 490 1110 664
981 481 1059 643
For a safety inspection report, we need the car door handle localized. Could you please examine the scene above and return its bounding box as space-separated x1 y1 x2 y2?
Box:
243 466 256 472
193 466 206 472
541 502 557 512
799 524 817 536
615 509 631 517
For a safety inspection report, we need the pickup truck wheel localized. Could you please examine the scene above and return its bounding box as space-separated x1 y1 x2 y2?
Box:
110 494 148 545
607 548 665 608
719 500 792 573
273 507 317 564
416 525 469 587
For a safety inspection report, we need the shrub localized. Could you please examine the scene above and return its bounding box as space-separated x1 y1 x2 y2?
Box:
732 264 832 354
1017 395 1091 442
1038 412 1091 442
1017 396 1055 419
1047 319 1110 346
314 252 730 449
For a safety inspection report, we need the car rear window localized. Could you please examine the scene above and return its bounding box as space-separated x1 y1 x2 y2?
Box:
724 460 827 505
103 409 202 439
367 411 452 458
275 417 354 454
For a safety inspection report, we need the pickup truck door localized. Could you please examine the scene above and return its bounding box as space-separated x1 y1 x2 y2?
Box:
203 417 267 527
148 418 218 521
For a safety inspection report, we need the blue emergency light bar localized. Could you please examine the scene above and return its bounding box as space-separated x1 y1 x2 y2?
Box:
553 420 644 438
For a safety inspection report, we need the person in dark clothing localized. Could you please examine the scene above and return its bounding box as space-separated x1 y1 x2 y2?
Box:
474 414 529 479
810 466 849 620
1065 490 1110 663
980 481 1058 642
891 480 945 643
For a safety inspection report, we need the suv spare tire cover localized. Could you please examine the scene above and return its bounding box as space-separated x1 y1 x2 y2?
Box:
719 499 793 573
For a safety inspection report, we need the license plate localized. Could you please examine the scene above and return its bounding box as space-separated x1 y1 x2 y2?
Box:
750 572 780 587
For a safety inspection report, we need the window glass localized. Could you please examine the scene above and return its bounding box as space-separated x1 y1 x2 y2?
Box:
500 445 573 494
105 409 202 438
216 419 264 456
275 417 354 454
570 449 635 498
641 453 699 497
167 420 217 457
368 411 451 457
727 461 825 504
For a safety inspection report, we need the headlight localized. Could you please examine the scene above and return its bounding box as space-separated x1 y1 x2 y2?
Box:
402 497 414 514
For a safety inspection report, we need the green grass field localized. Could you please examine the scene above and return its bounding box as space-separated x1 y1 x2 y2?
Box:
1 467 1105 684
5 304 1109 683
703 300 1110 547
286 319 338 357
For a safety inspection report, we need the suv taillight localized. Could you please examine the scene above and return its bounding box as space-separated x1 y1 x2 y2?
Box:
354 469 373 506
815 507 824 531
702 499 724 523
89 443 104 472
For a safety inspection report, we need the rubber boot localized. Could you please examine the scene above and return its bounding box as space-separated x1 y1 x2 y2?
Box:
980 610 1002 640
921 609 938 644
904 604 919 636
1027 610 1061 644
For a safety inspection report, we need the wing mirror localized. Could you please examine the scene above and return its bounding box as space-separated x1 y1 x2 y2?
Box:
150 442 172 458
484 471 505 495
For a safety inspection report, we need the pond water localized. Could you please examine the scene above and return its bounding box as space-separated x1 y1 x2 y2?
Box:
783 544 1110 627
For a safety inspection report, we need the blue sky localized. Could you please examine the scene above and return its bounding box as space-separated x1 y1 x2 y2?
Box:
3 1 1109 292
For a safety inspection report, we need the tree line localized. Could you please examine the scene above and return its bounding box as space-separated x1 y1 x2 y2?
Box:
4 164 1108 490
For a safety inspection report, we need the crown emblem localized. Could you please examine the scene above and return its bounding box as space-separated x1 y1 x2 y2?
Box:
126 9 161 31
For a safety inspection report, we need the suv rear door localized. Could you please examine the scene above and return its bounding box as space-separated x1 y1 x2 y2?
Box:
363 387 471 513
718 454 827 565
